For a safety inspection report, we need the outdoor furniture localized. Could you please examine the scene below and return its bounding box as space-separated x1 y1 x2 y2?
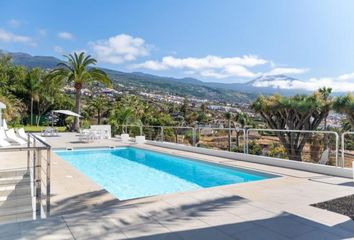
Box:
2 119 8 130
0 129 10 147
5 128 27 145
121 134 130 143
78 130 95 143
135 136 146 144
17 128 46 142
0 138 10 147
90 125 111 139
41 127 58 137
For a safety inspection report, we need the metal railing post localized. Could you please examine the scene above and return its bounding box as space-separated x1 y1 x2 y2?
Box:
228 127 232 152
341 132 354 168
192 127 196 147
27 133 30 170
245 129 249 154
242 128 247 154
160 127 164 142
334 132 340 167
46 148 51 216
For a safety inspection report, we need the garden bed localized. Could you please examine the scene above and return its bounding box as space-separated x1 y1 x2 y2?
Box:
312 194 354 220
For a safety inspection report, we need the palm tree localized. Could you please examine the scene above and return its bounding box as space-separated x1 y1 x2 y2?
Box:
23 68 42 125
109 107 141 134
234 112 251 146
89 95 109 124
50 52 111 131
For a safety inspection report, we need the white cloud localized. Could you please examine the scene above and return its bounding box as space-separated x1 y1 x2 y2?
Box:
338 72 354 81
90 34 150 64
53 46 64 54
266 67 309 75
253 74 354 92
8 19 20 28
0 29 35 46
58 32 74 40
133 55 266 78
38 29 47 36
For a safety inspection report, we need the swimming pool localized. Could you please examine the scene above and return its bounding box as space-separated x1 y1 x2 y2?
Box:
55 147 277 200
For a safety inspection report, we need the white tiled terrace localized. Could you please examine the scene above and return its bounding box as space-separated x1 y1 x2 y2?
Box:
1 132 354 240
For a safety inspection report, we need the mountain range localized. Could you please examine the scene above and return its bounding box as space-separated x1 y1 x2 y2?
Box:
0 50 323 103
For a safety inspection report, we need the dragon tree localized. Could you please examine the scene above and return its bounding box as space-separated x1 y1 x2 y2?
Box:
333 93 354 129
251 90 332 161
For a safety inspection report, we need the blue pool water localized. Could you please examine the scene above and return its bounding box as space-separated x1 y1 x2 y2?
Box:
55 147 277 200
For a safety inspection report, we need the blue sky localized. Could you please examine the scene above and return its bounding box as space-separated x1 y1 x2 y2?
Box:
1 0 354 91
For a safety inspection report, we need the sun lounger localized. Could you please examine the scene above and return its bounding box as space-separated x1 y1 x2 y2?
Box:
0 135 10 147
17 128 29 141
5 128 27 145
0 128 11 146
16 128 46 143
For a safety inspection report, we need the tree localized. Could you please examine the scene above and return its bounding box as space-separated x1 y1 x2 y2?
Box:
180 97 189 118
334 94 354 129
234 112 250 128
109 107 141 134
200 103 208 113
0 94 25 123
23 68 42 125
50 52 111 131
251 91 332 161
234 112 251 146
89 95 109 124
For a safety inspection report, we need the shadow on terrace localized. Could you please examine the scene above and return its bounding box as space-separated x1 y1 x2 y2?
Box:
1 189 354 239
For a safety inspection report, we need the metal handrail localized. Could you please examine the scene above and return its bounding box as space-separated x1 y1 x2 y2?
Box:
245 128 340 167
0 132 51 219
341 131 354 168
115 124 348 167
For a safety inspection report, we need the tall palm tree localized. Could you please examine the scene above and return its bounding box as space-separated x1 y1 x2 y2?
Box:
109 107 141 133
89 95 109 124
23 68 42 125
318 87 332 130
50 52 111 131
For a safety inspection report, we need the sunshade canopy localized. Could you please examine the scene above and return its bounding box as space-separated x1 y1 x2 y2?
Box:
52 110 82 118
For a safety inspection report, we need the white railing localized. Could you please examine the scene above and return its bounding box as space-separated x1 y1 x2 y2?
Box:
114 125 350 168
245 129 340 167
0 133 51 220
341 132 354 168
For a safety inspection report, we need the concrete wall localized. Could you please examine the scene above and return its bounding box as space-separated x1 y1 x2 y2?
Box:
147 141 353 179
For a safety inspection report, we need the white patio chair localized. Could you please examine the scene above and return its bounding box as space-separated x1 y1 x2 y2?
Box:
78 132 95 143
41 127 58 137
5 128 27 145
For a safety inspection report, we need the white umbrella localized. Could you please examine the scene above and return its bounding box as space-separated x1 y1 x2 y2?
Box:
0 102 6 128
51 110 82 126
52 110 82 118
